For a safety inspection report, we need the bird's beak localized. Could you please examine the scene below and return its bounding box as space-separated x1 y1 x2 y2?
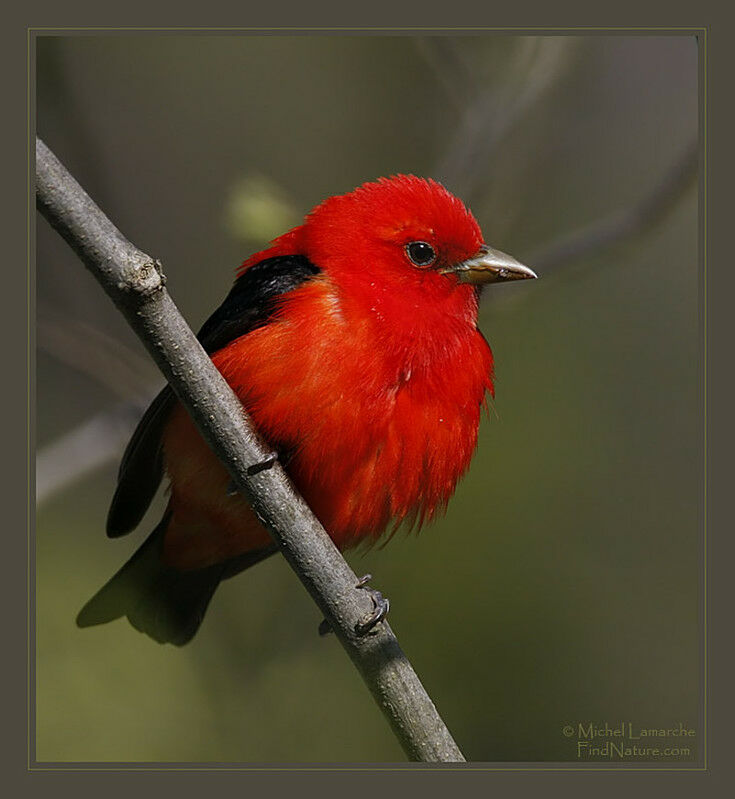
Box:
444 244 538 285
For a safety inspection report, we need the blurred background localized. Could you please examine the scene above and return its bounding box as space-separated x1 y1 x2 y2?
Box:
35 34 700 763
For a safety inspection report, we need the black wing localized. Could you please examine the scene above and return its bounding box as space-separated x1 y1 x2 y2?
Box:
106 254 321 538
195 255 321 354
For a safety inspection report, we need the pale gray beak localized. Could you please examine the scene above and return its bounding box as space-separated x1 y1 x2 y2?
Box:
445 244 538 285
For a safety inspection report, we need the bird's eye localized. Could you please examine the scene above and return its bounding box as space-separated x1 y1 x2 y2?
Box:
405 241 436 267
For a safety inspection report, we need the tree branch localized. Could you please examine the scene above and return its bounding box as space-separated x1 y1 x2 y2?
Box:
435 37 575 203
530 139 698 272
36 400 150 506
37 302 159 402
35 137 465 763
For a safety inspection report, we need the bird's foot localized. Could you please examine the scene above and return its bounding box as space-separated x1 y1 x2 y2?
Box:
317 574 390 637
354 574 390 636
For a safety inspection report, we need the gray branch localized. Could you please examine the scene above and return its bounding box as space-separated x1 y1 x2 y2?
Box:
36 400 152 506
530 139 698 272
435 37 575 203
35 137 465 763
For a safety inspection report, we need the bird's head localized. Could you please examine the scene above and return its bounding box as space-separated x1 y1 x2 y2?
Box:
298 174 536 292
240 175 536 325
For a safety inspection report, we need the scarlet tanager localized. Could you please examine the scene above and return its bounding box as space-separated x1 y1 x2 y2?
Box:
77 175 536 645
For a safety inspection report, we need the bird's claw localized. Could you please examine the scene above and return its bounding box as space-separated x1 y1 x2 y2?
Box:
317 574 390 637
354 574 390 636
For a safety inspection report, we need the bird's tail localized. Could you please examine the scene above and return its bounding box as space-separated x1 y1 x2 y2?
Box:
76 513 227 646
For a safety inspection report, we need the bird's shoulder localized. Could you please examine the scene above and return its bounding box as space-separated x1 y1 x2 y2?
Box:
197 253 321 354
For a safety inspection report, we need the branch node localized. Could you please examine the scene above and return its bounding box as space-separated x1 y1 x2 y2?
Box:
120 255 165 297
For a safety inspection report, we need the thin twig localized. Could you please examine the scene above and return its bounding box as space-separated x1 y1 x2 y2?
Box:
38 302 158 401
413 37 477 112
35 137 465 763
530 139 698 272
36 400 150 505
36 303 163 504
436 37 575 203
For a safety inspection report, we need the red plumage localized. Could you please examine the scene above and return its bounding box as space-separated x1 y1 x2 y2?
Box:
164 176 492 566
79 174 535 644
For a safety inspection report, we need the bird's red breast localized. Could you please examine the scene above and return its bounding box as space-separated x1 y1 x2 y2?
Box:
162 274 493 569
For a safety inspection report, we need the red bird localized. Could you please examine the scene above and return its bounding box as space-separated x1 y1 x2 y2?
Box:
77 175 536 645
